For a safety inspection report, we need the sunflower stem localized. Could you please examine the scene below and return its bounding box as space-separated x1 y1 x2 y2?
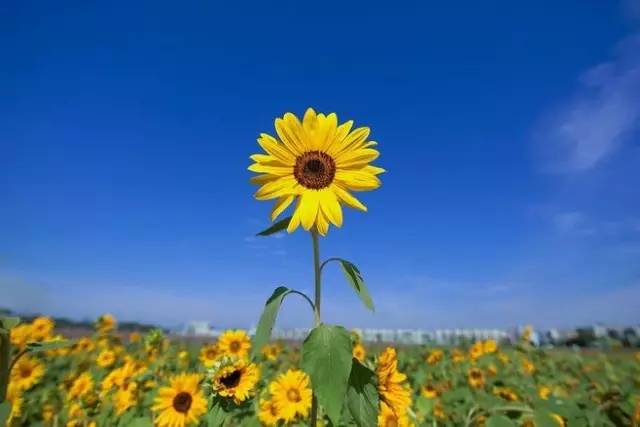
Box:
0 329 9 402
310 229 322 427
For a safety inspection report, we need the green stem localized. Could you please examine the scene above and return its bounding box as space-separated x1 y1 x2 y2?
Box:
310 230 322 427
0 329 10 402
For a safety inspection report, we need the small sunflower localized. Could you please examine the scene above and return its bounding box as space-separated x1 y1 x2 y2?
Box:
377 347 411 418
482 339 498 353
261 343 282 362
421 384 439 399
378 400 410 427
96 349 117 368
217 330 251 359
30 316 54 341
10 324 32 349
522 358 536 374
95 313 117 334
493 386 518 402
74 337 95 354
353 342 367 362
451 348 465 363
209 357 260 404
467 368 485 389
538 385 552 400
426 349 444 365
113 384 138 415
258 398 281 426
199 343 221 367
11 355 45 391
269 369 313 422
152 373 207 427
469 341 484 360
68 373 94 400
249 108 384 235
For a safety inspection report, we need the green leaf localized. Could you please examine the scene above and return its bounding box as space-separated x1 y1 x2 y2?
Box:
207 401 229 427
346 358 378 427
337 259 374 311
251 287 290 360
534 411 563 427
0 317 20 330
126 416 154 427
0 401 11 427
256 217 291 236
301 324 353 427
486 415 517 427
25 340 72 353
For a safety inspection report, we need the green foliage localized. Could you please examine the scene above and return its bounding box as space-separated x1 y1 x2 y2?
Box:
335 259 375 311
346 358 378 427
256 217 291 236
251 287 290 360
0 401 11 426
301 324 353 426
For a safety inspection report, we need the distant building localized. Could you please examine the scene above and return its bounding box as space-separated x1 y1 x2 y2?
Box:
180 321 219 337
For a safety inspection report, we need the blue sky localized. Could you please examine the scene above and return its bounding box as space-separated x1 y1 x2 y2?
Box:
1 1 639 330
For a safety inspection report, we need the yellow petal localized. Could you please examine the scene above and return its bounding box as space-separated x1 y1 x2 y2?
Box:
335 148 380 168
315 209 329 236
258 133 296 164
319 189 343 227
303 108 318 133
331 184 367 211
255 176 298 200
250 154 284 165
333 126 370 156
248 163 292 176
275 113 305 155
287 199 303 233
334 170 381 191
298 191 320 231
271 195 295 221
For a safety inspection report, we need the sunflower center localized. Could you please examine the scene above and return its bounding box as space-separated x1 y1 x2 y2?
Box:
385 417 398 427
172 391 193 413
206 349 217 358
20 367 32 378
220 370 242 388
286 388 301 402
294 151 336 189
229 341 241 353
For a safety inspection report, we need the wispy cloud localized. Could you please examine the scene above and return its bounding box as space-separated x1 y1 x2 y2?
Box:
535 34 640 173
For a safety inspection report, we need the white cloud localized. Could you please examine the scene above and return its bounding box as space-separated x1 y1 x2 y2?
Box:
535 34 640 173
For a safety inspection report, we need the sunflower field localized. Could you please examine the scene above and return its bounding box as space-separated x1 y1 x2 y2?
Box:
1 315 640 427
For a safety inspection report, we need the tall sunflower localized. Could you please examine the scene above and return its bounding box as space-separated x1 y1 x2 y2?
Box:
249 108 384 235
152 373 207 427
10 355 45 391
209 357 260 404
269 369 313 423
217 330 251 359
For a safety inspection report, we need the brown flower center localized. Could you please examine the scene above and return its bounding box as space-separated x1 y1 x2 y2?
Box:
294 151 336 189
20 367 32 378
229 341 241 353
220 370 242 388
286 388 301 402
172 391 193 413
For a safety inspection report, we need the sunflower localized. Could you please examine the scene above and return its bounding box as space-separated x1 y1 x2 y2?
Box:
95 313 117 334
482 339 497 353
113 384 138 415
538 385 552 400
249 108 384 235
377 347 411 418
209 357 260 404
10 324 32 349
6 383 23 425
10 355 45 390
152 373 207 427
353 342 367 362
451 348 465 363
493 386 518 402
217 330 251 359
522 358 535 374
74 337 95 354
467 368 485 389
261 343 282 362
30 316 54 341
378 400 411 427
258 398 281 426
96 349 117 368
269 369 313 422
68 373 94 400
129 331 142 343
426 349 443 365
469 341 484 360
42 404 55 422
421 384 439 399
199 343 221 367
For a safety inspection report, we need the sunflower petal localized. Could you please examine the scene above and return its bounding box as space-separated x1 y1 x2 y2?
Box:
255 176 298 200
271 195 295 221
258 133 296 164
319 189 343 227
331 184 368 212
248 163 292 176
335 148 380 168
316 209 330 236
298 191 320 231
335 170 381 191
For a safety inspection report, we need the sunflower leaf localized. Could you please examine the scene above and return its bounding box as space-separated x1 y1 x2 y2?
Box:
336 259 374 311
251 287 290 360
0 401 11 426
486 415 517 427
533 411 563 427
301 324 353 426
25 340 72 353
125 415 153 427
346 358 378 427
207 400 228 427
0 316 20 330
256 217 291 237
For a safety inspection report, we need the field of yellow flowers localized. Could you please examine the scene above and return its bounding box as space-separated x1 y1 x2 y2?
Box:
1 315 639 427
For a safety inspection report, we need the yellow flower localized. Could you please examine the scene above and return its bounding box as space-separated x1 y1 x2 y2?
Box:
10 324 32 349
269 369 313 422
451 348 465 363
377 347 411 418
10 355 45 390
199 344 221 367
426 348 444 365
68 373 94 400
129 331 142 343
538 385 552 400
421 384 439 399
258 398 281 426
249 108 384 235
30 316 54 341
469 341 484 360
522 358 536 374
551 413 565 426
433 399 446 420
353 342 367 363
113 383 138 415
96 349 117 368
497 352 510 365
482 339 497 353
261 343 282 362
152 373 207 427
487 364 498 377
217 330 251 359
42 404 55 422
95 313 117 334
74 337 95 353
378 400 411 427
493 386 518 401
467 367 485 389
210 357 261 404
6 383 23 425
